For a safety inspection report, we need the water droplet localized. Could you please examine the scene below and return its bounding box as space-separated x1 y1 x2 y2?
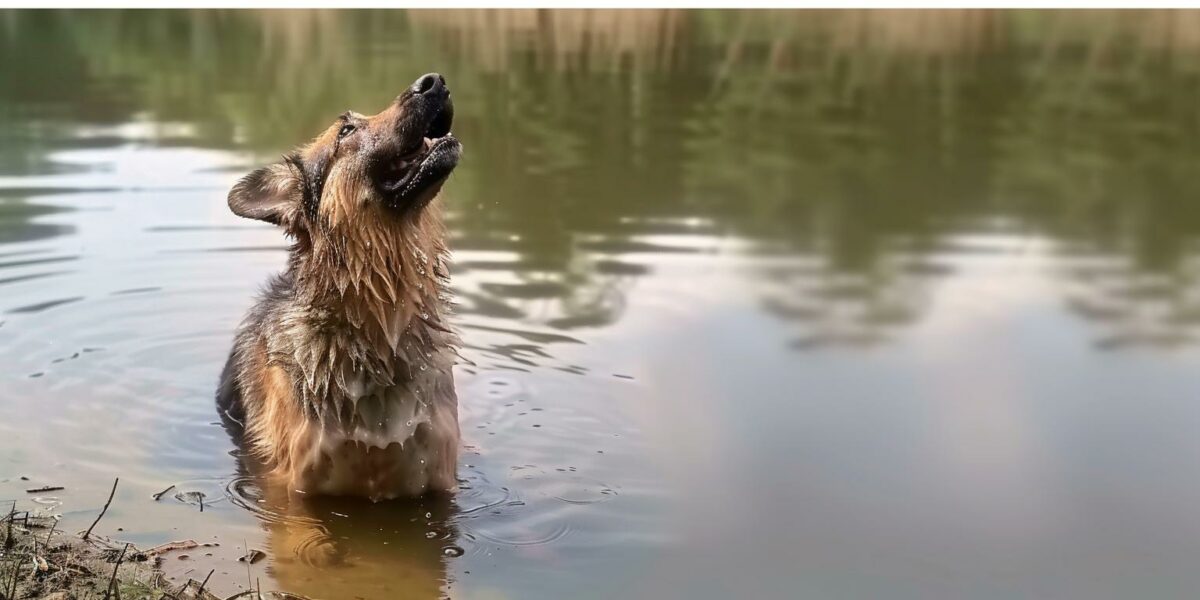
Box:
425 530 438 539
442 545 464 557
425 512 432 519
406 419 413 427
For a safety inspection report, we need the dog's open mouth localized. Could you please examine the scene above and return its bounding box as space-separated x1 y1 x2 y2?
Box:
375 95 461 207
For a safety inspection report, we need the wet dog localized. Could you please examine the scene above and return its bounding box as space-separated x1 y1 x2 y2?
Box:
218 73 462 503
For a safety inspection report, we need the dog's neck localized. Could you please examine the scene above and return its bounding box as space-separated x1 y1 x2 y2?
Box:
283 199 458 403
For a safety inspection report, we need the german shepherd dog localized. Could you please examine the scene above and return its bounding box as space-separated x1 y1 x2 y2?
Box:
218 73 462 505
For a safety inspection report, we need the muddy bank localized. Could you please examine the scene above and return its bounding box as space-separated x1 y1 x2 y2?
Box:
1 483 300 600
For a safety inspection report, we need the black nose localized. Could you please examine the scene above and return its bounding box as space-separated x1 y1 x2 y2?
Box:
411 72 446 96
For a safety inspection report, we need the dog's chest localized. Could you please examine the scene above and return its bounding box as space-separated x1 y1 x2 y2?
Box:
298 379 456 500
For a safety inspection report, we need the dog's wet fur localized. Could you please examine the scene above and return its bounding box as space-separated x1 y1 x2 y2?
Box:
218 73 463 503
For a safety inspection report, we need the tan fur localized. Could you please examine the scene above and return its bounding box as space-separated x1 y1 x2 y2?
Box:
242 194 459 500
246 356 315 486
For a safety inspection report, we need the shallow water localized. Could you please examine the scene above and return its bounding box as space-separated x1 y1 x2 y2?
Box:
3 9 1200 599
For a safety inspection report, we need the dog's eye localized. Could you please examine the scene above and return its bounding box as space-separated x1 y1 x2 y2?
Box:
338 123 356 139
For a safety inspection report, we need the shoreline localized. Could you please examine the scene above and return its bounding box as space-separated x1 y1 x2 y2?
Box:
1 487 296 600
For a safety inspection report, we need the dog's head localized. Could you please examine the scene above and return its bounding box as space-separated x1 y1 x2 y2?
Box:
228 72 461 235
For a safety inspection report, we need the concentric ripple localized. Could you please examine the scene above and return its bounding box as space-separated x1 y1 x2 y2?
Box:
225 476 323 528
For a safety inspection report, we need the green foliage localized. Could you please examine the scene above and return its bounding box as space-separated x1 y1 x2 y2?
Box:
2 9 1200 340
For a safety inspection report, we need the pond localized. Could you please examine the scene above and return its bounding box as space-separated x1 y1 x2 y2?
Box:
3 9 1200 599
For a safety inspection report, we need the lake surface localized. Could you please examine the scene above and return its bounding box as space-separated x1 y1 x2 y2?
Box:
3 9 1200 599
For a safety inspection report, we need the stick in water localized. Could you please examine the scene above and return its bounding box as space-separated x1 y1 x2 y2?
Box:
151 484 175 502
83 477 119 541
196 568 215 598
24 486 64 494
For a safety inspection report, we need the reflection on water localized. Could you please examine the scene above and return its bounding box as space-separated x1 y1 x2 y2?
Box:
2 9 1200 599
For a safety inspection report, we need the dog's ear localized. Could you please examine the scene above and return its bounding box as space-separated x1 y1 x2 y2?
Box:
228 160 303 226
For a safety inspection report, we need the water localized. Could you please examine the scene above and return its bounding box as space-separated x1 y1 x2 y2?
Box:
3 9 1200 599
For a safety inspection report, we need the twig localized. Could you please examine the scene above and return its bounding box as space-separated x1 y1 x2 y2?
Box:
43 517 57 549
3 502 13 551
145 539 199 557
24 486 64 494
4 555 13 599
8 552 21 600
151 485 175 502
104 542 129 600
84 478 119 541
244 539 252 590
196 568 215 598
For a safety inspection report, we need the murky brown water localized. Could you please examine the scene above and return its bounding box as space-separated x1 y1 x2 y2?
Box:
3 9 1200 599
